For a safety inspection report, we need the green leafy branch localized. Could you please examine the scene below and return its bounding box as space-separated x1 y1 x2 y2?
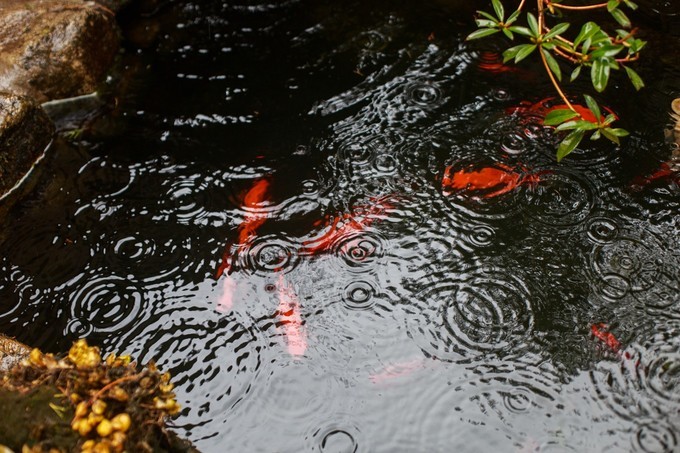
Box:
467 0 645 160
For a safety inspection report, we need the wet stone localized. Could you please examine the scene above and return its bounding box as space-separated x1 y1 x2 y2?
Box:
0 0 120 103
0 92 54 198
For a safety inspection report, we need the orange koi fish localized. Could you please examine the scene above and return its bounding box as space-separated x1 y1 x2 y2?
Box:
300 194 396 256
442 163 543 198
215 178 271 279
478 51 519 75
277 274 307 356
477 51 535 80
591 323 621 354
631 162 679 189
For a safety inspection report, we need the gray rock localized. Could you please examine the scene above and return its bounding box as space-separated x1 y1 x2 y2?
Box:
0 0 120 103
0 92 54 200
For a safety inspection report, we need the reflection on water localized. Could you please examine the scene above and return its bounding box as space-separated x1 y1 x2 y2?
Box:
1 0 679 451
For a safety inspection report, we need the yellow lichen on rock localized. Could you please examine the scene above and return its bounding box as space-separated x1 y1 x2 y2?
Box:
1 339 190 452
68 340 102 370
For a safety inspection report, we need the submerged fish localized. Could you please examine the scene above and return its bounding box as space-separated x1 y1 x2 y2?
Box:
215 178 271 279
300 194 396 256
478 51 520 75
477 51 535 80
591 323 621 354
442 163 543 198
633 98 680 189
277 274 307 356
507 97 614 124
214 178 271 313
369 358 433 384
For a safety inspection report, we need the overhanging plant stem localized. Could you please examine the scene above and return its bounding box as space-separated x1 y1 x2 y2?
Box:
537 0 575 111
540 47 576 111
546 1 609 11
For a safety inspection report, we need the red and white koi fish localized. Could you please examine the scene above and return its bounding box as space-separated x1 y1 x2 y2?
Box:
300 194 397 256
277 274 307 356
214 178 271 313
442 163 544 198
216 273 237 313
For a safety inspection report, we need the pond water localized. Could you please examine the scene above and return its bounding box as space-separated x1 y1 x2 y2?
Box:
1 0 679 451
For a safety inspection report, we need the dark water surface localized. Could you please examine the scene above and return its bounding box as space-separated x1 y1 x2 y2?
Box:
2 0 680 451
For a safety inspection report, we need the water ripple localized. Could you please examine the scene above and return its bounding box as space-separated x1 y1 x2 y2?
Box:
238 234 300 275
589 230 664 294
122 311 267 442
333 231 387 274
67 275 146 337
306 414 366 452
585 216 619 244
95 226 207 286
3 219 92 288
0 264 43 321
525 169 597 228
404 81 444 109
403 267 535 362
342 280 378 311
77 156 135 199
452 359 565 428
589 336 680 422
633 421 678 453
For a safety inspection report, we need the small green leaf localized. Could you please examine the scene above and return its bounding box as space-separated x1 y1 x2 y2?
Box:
591 59 610 92
502 28 514 39
601 128 621 145
477 10 498 21
507 9 521 24
508 26 532 36
475 19 497 28
590 45 624 59
527 13 539 37
502 44 523 62
574 120 599 130
466 28 501 40
591 130 601 140
542 48 562 81
544 22 570 40
573 22 600 50
557 129 586 161
556 120 580 131
544 109 579 126
607 128 629 137
492 0 505 21
570 65 582 82
623 0 638 10
607 0 620 12
610 8 631 28
583 94 601 123
515 43 537 63
603 113 617 126
624 66 645 91
582 38 593 55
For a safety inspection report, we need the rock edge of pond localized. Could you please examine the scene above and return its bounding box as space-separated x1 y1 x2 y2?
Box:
0 1 198 450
